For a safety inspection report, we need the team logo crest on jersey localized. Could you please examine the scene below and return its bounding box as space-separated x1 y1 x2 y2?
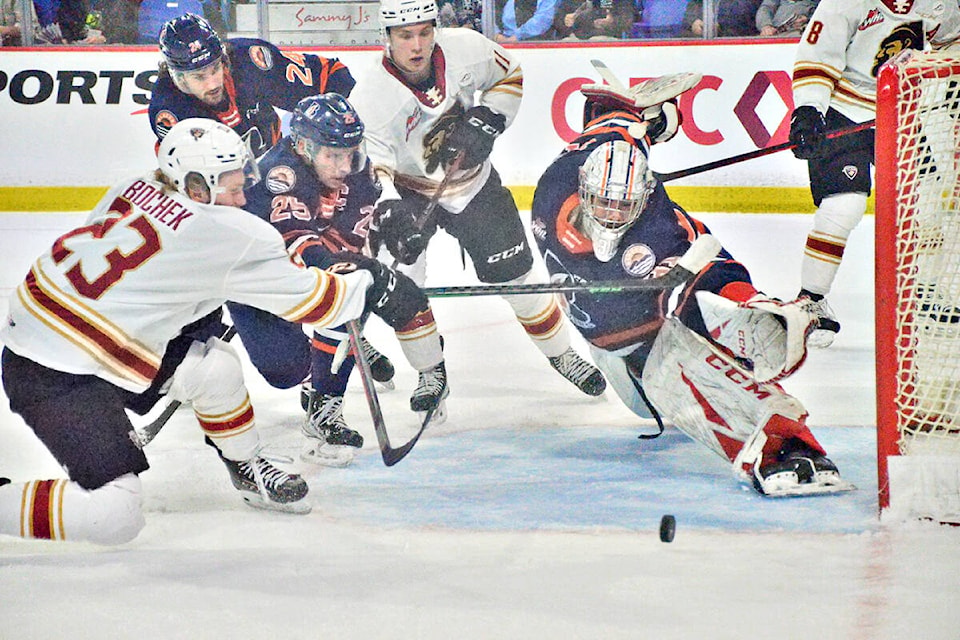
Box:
880 0 916 15
154 110 179 137
621 243 656 277
843 165 859 180
248 45 274 70
266 165 297 193
873 22 924 75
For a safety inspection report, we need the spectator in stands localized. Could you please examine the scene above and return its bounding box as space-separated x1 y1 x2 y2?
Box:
682 0 764 37
555 0 637 40
34 0 106 43
681 0 703 37
632 0 684 39
717 0 762 36
437 0 482 30
90 0 142 43
756 0 818 37
1 0 36 45
494 0 559 42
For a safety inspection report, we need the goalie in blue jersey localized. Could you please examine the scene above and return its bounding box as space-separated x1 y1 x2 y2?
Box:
529 72 853 497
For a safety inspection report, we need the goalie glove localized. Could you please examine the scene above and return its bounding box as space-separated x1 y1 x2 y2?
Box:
440 106 506 171
789 106 827 160
641 100 681 144
327 252 428 330
371 198 437 265
695 291 818 384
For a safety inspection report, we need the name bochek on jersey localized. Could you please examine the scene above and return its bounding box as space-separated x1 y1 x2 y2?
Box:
349 28 522 212
243 138 380 267
793 0 960 123
530 111 741 354
1 176 369 393
149 39 355 158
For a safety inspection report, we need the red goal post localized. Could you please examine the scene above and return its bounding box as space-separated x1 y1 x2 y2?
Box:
876 49 960 524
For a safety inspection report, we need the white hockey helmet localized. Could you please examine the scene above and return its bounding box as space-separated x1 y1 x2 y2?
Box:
157 118 259 204
577 140 656 262
379 0 439 29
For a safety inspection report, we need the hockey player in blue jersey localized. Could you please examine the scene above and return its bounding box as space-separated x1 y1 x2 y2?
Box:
148 13 356 159
529 74 853 497
235 93 447 466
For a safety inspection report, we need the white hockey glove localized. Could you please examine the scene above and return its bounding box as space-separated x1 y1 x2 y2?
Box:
695 292 818 384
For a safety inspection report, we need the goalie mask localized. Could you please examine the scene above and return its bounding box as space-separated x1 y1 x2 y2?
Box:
290 93 368 181
577 140 656 262
158 118 260 205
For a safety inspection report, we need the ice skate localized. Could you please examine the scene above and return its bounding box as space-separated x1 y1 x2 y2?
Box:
799 291 840 348
549 348 607 396
752 438 855 497
359 336 396 390
214 446 311 514
302 392 364 467
410 361 449 426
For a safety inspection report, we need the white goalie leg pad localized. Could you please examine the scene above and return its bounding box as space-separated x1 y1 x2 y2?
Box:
641 319 808 474
166 337 260 461
695 291 817 383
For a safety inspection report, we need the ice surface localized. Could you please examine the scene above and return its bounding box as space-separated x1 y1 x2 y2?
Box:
1 211 957 639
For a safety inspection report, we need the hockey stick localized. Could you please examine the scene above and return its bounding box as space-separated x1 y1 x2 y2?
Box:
346 319 438 467
653 120 876 183
387 151 465 270
132 324 238 447
422 234 722 298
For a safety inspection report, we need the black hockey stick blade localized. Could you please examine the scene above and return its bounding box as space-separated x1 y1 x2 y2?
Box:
423 234 722 298
133 324 238 447
653 120 875 183
346 320 425 466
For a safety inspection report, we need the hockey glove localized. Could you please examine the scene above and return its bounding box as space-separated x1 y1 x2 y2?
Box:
789 106 827 160
440 106 506 171
642 100 681 144
329 252 429 330
372 198 437 265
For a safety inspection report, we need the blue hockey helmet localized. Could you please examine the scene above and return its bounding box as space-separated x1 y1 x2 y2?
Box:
159 13 224 72
290 93 367 173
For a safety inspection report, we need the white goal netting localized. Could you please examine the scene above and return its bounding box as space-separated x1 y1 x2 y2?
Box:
876 50 960 523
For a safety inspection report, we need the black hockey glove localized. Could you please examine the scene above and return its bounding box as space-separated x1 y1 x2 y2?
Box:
372 198 437 265
789 105 827 160
440 106 506 171
329 252 429 330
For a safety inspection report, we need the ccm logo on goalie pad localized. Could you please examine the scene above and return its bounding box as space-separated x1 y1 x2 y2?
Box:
702 354 772 400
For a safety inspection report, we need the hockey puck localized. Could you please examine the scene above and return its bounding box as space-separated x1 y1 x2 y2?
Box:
659 515 676 543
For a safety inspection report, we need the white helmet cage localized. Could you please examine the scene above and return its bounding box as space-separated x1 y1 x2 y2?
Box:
157 118 260 204
379 0 439 56
577 140 656 262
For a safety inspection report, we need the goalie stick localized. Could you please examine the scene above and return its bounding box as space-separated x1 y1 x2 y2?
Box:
654 120 876 183
422 234 721 298
132 324 237 447
346 319 440 467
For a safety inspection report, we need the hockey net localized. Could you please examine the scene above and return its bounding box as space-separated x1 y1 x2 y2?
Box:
876 50 960 524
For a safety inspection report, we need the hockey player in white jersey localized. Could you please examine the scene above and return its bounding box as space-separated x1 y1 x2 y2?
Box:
790 0 960 347
349 0 607 400
0 119 425 544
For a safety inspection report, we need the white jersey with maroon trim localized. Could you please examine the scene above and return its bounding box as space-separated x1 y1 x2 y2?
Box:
1 173 371 393
349 27 523 213
793 0 960 123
